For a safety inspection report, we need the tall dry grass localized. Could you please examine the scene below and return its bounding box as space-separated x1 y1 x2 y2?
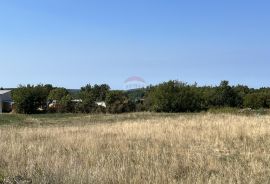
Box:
1 113 270 183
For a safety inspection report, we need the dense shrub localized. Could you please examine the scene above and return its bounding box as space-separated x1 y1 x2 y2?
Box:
12 85 51 114
77 84 110 113
78 90 96 113
146 81 202 112
106 91 135 113
212 81 241 107
48 88 69 101
58 95 74 113
10 80 270 114
243 92 270 109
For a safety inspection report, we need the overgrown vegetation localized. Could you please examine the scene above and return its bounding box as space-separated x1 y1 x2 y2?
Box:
1 113 270 183
10 80 270 114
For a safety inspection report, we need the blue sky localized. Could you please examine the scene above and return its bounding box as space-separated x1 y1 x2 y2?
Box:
0 0 269 89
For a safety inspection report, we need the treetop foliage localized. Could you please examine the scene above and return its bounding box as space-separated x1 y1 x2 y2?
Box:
10 80 270 114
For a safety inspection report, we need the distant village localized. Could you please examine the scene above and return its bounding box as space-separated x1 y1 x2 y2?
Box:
2 80 270 114
0 89 108 114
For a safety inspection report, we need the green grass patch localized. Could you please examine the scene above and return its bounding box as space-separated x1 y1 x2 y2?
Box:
0 114 27 125
0 112 183 127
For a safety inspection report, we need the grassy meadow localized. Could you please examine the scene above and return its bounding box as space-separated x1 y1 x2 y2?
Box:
1 112 270 183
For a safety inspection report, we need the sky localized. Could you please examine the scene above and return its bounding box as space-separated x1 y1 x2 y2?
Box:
0 0 270 89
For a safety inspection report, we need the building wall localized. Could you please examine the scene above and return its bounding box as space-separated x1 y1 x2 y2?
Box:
0 91 12 113
0 97 2 113
0 92 12 102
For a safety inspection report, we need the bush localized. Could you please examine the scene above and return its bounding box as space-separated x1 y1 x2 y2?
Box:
212 81 241 107
78 91 96 113
58 95 75 113
12 85 50 114
243 92 270 109
106 91 135 113
48 88 69 101
146 81 202 112
77 84 110 113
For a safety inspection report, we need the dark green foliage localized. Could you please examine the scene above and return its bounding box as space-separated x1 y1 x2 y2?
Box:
46 88 71 113
9 80 270 114
80 84 110 102
125 88 148 112
92 84 110 101
77 84 110 113
146 81 202 112
142 80 270 112
126 88 146 102
48 88 69 101
78 90 96 113
196 86 216 109
58 95 74 113
12 85 51 114
44 84 54 93
243 93 264 109
233 85 250 107
212 81 241 107
243 92 270 109
106 91 135 113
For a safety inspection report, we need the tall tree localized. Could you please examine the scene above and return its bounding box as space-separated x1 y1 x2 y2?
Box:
12 85 49 114
213 81 239 107
48 88 69 101
106 91 134 113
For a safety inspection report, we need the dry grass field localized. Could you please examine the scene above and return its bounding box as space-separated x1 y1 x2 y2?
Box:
1 113 270 183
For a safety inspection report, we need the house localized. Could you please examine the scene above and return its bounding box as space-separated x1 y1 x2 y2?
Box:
71 99 83 103
95 101 106 108
0 90 12 113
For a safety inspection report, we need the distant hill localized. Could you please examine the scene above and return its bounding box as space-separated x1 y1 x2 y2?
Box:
68 89 80 94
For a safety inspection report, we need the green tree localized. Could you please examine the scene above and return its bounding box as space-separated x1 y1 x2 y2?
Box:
244 92 270 109
147 80 202 112
213 81 240 107
12 85 49 114
78 84 110 113
233 85 250 107
78 89 96 113
243 93 265 109
82 84 110 101
92 84 110 101
48 88 69 101
106 91 134 113
58 95 74 113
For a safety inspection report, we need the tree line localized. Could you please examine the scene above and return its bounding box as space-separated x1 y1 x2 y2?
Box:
10 80 270 114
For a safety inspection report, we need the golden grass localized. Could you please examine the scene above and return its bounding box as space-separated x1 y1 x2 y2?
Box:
1 113 270 183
